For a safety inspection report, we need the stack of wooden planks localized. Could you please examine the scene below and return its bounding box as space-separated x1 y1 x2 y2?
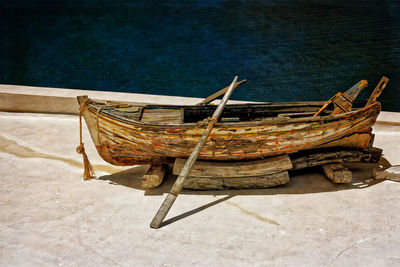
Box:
173 154 292 189
141 146 383 190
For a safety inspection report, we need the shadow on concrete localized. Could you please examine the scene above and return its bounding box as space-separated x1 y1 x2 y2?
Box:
159 195 236 227
99 164 385 227
99 164 384 197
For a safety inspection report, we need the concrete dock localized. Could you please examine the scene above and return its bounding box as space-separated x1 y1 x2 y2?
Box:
1 85 399 266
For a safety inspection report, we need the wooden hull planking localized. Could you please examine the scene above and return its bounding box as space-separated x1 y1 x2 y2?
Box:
80 99 380 166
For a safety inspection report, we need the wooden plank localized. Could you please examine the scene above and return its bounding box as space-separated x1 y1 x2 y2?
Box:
322 164 353 183
315 133 371 150
367 133 375 148
173 154 292 178
183 177 224 189
85 101 380 164
141 108 183 124
222 171 289 189
368 147 383 163
183 170 290 189
278 111 317 118
291 149 371 170
141 164 167 189
221 117 240 122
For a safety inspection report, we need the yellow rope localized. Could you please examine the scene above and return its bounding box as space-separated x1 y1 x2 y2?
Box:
76 98 95 180
76 98 132 180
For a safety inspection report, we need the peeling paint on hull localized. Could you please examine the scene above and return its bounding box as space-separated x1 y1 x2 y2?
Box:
79 98 380 166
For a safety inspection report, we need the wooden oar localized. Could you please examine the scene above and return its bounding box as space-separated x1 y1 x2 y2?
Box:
150 76 239 229
196 79 246 106
366 76 389 106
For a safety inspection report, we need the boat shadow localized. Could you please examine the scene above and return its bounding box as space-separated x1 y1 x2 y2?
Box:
99 165 384 227
99 164 383 196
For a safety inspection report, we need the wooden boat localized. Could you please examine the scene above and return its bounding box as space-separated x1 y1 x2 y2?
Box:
76 77 388 167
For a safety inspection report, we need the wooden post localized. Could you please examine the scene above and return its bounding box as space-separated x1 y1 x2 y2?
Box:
150 76 239 229
322 163 353 183
141 164 167 189
366 76 389 106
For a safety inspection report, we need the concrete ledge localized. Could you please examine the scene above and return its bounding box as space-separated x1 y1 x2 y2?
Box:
0 84 206 115
0 84 208 115
0 93 79 115
1 84 399 123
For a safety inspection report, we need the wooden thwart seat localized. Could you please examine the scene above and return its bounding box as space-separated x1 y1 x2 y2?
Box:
141 108 183 124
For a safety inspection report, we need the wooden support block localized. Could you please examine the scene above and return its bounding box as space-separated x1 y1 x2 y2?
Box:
183 170 290 190
322 164 352 183
174 154 292 178
291 149 371 170
367 134 375 148
375 167 400 181
222 170 289 189
183 177 224 190
141 164 167 188
368 147 383 163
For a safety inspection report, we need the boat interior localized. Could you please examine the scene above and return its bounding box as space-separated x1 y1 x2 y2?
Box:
90 99 369 125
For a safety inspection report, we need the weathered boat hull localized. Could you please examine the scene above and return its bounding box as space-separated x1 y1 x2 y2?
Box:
78 97 380 166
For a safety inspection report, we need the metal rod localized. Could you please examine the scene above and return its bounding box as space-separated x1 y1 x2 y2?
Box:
150 76 239 229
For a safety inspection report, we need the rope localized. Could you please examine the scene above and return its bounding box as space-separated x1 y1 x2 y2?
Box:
76 98 95 180
76 98 131 180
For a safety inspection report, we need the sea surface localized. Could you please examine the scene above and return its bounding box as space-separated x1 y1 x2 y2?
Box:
1 1 400 111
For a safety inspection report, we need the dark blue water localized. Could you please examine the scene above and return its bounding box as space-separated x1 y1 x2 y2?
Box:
1 1 400 111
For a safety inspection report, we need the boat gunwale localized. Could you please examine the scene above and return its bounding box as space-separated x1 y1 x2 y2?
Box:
84 100 381 130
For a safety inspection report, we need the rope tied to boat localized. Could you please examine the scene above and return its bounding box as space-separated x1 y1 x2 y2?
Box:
195 117 218 128
77 97 96 180
76 98 132 180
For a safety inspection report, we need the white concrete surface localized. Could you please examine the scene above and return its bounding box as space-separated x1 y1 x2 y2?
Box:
1 109 400 266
